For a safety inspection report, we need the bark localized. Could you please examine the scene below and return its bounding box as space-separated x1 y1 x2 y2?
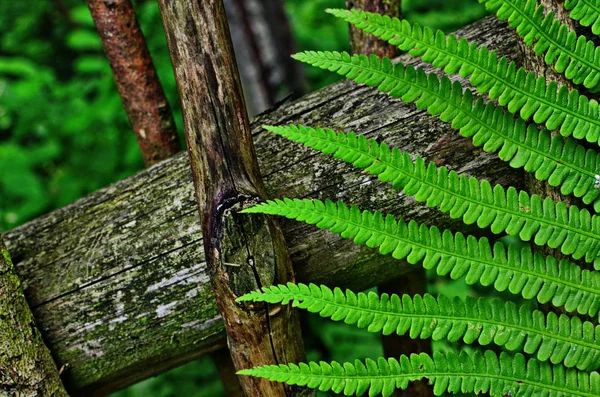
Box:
2 16 521 396
379 269 433 397
0 236 68 396
224 0 306 115
156 1 308 396
87 0 180 166
346 0 402 58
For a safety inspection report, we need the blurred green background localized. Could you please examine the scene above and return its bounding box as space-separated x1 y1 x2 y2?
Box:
0 0 489 395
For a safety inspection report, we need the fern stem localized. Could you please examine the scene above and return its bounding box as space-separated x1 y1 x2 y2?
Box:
481 0 600 89
239 351 600 397
566 0 600 35
240 284 600 370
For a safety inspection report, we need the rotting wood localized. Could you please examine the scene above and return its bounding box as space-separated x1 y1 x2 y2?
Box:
87 0 180 166
0 236 68 396
156 1 308 396
3 16 522 396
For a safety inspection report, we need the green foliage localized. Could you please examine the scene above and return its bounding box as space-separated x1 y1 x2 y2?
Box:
240 350 600 397
565 0 600 34
481 0 600 89
292 51 600 211
402 0 489 31
240 283 600 370
328 8 600 146
261 125 600 266
244 197 600 318
0 2 160 230
239 0 600 396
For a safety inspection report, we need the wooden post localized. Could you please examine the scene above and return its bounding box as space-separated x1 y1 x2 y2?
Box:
157 1 308 396
0 236 68 396
224 0 306 115
89 1 242 393
345 1 433 396
346 0 402 58
87 0 181 166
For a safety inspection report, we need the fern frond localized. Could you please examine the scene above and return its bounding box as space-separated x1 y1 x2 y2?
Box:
480 0 600 89
240 284 600 370
260 125 600 266
292 51 600 209
239 350 600 396
326 8 600 145
245 197 600 317
565 0 600 34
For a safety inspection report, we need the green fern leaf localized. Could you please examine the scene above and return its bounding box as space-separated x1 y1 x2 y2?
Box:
239 350 600 396
292 51 600 209
244 197 600 317
326 8 600 146
480 0 600 89
239 284 600 370
260 125 600 266
565 0 600 35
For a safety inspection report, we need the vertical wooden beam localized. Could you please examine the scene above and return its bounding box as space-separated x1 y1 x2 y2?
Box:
0 236 68 396
89 1 242 392
224 0 306 115
346 0 402 58
345 1 433 396
87 0 181 166
157 1 308 396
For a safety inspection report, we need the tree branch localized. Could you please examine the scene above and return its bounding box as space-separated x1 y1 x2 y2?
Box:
87 0 181 166
156 1 308 395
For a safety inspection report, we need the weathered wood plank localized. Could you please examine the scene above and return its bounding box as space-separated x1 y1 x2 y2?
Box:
3 16 521 396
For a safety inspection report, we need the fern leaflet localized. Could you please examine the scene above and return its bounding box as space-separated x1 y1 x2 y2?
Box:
261 125 600 265
240 283 600 370
480 0 600 89
292 51 600 209
565 0 600 34
244 197 600 317
327 8 600 146
239 350 600 397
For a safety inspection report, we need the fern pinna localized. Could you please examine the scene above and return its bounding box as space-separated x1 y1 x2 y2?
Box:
238 0 600 396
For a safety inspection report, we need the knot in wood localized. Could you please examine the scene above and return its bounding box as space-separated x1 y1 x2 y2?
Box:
219 197 276 296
